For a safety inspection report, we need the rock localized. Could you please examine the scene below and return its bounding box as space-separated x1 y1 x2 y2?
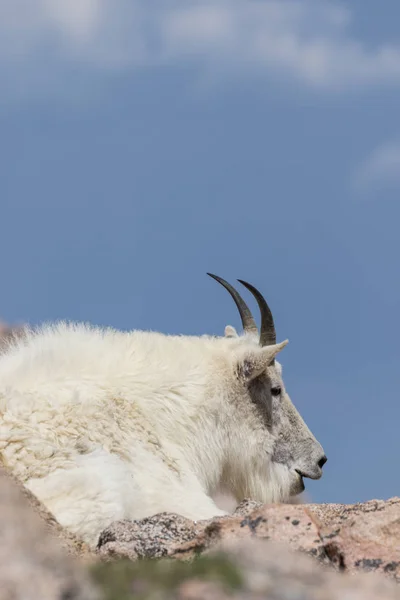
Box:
97 504 326 564
92 549 244 600
308 497 400 581
216 538 400 600
232 498 264 516
97 498 314 562
97 497 400 584
7 470 94 562
172 504 327 563
97 513 203 561
92 537 400 600
0 466 99 600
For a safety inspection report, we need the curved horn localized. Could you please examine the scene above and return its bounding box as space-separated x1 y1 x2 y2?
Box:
207 273 258 335
237 279 276 347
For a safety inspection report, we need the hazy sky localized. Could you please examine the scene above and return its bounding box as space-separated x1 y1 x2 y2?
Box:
1 0 400 504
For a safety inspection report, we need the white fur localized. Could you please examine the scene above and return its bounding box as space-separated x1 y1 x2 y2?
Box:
0 321 322 546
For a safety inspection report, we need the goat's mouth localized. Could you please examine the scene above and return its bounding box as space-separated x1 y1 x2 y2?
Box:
293 469 305 493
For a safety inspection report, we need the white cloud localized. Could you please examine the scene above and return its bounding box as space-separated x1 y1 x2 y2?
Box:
1 0 400 91
353 141 400 192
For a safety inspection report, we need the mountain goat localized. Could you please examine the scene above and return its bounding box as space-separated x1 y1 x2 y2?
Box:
0 274 326 547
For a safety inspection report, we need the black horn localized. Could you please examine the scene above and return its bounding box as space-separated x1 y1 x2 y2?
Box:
237 279 276 347
207 273 258 335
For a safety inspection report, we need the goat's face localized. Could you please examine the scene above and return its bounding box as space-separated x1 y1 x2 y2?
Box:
221 334 326 503
267 360 326 498
208 274 326 504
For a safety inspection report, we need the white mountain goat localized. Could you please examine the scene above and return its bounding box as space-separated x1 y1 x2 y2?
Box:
0 274 326 547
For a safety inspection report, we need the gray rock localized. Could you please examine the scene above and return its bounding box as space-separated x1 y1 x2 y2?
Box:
97 497 400 585
97 513 203 560
0 466 99 600
92 538 400 600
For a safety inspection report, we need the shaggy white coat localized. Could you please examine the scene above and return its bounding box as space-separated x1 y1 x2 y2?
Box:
0 322 319 546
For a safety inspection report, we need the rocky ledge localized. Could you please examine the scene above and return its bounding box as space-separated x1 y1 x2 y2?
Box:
1 465 400 599
97 496 400 582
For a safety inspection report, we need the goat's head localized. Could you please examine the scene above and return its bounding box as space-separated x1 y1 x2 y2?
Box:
208 273 326 504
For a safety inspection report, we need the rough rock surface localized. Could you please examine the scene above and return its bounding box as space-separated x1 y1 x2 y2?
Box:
97 504 327 564
0 466 99 600
217 538 400 600
97 513 204 561
93 538 400 600
98 497 400 583
308 498 400 581
4 469 94 561
218 538 400 600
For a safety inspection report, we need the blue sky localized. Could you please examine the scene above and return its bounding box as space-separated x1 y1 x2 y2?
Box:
1 0 400 505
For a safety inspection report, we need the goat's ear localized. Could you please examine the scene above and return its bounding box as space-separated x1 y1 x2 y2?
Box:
225 325 238 338
236 340 288 383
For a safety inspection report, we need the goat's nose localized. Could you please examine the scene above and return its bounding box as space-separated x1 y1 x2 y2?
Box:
295 453 327 481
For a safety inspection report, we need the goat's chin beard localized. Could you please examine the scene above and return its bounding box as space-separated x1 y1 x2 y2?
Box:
289 473 305 497
234 462 296 505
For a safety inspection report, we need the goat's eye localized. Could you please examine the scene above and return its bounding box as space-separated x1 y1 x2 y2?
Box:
271 386 281 397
